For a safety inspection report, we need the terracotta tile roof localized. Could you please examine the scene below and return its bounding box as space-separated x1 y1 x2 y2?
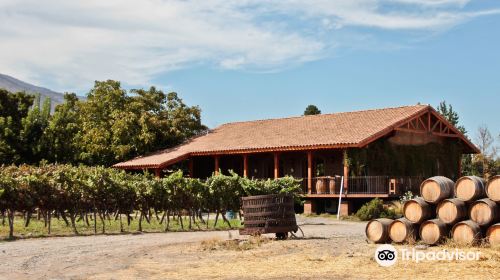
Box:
113 104 475 169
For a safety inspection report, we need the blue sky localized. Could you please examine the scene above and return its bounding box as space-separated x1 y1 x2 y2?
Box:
1 0 499 140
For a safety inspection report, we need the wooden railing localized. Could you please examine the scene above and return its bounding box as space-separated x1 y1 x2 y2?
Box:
348 176 389 194
300 176 424 195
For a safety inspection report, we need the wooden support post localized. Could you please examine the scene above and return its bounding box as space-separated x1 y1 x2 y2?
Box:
343 150 349 193
243 154 248 178
274 152 279 179
339 201 352 216
458 155 462 178
188 159 194 177
303 200 316 215
154 168 161 178
214 155 220 175
307 151 313 194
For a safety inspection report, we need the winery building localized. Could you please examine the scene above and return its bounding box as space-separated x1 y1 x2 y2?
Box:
114 104 478 215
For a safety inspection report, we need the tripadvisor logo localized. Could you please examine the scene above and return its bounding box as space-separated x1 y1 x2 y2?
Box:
375 244 397 267
374 245 481 266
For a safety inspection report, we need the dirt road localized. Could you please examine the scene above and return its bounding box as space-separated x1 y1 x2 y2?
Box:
0 217 365 280
2 216 498 279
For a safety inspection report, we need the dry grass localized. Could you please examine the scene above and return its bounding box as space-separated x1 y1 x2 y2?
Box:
90 236 500 280
83 216 499 280
388 200 404 215
443 237 489 248
200 235 271 251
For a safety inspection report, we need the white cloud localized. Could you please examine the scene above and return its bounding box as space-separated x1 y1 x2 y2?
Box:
0 0 498 92
388 0 471 7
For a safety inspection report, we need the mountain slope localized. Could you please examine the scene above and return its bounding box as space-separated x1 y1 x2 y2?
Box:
0 73 66 107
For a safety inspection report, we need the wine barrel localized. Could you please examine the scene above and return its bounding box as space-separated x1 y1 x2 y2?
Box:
486 223 500 247
470 198 500 226
436 198 468 225
389 218 418 243
403 197 434 224
420 219 448 245
486 175 500 202
366 218 393 243
420 176 454 204
239 194 298 236
328 177 336 194
455 176 486 202
316 178 326 194
451 220 483 245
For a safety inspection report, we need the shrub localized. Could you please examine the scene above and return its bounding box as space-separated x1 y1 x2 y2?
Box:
355 198 397 221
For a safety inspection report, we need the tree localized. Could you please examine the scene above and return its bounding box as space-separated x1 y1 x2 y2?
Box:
78 80 207 166
436 101 466 134
0 82 206 166
436 101 473 176
19 95 52 164
474 125 498 178
304 105 321 115
0 89 35 164
78 80 129 165
45 93 81 163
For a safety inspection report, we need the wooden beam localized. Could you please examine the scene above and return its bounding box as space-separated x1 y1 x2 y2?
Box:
428 107 480 153
431 132 460 138
243 154 248 178
409 119 415 129
395 126 459 137
418 116 426 130
394 127 428 134
431 119 440 132
214 156 220 175
274 152 279 179
427 112 431 132
307 151 313 194
154 168 161 178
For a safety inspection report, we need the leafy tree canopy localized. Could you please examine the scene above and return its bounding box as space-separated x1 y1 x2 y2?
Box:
436 101 466 134
304 104 321 115
0 80 207 166
0 89 35 163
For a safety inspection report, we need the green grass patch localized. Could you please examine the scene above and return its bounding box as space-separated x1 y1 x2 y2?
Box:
0 214 241 240
300 213 361 221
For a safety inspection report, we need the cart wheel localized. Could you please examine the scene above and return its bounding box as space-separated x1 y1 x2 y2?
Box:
276 232 288 240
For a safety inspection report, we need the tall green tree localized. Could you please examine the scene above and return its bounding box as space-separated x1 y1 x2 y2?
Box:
78 80 206 165
78 80 130 165
304 105 321 115
0 82 206 166
45 93 81 163
0 89 35 164
436 101 467 134
20 95 51 164
111 88 206 162
436 101 474 176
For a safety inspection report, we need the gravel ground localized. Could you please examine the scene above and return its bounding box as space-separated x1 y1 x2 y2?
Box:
0 216 366 280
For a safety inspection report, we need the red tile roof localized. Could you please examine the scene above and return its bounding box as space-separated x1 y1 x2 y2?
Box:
113 104 477 169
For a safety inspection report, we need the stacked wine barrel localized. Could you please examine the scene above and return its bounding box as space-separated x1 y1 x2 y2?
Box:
366 175 500 246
